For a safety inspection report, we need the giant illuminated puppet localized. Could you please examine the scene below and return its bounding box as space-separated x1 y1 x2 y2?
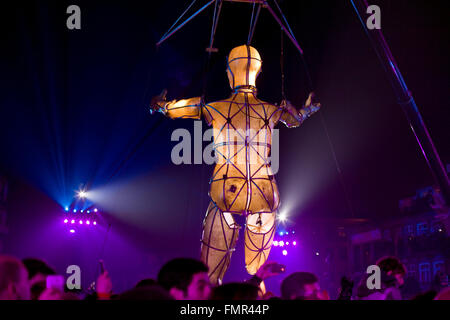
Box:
150 45 321 284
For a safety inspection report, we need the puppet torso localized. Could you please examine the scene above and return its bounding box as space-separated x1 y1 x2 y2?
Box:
204 91 281 214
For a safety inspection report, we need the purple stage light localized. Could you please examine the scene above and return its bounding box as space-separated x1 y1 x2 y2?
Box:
315 252 320 256
87 210 90 213
282 250 288 256
71 220 75 224
94 208 98 212
73 209 77 213
81 210 84 213
86 220 90 225
293 241 297 246
93 221 97 225
79 220 83 224
70 229 75 233
286 242 289 246
64 219 68 224
279 241 284 247
279 232 283 236
273 241 278 246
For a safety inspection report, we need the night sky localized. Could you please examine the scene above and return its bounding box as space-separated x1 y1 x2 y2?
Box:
0 0 449 291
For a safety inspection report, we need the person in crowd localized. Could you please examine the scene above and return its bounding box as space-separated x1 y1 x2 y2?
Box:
83 268 114 300
22 258 56 300
38 287 80 300
356 256 406 300
95 269 113 300
337 276 354 300
411 290 437 300
157 258 211 300
118 285 174 300
400 276 422 300
434 287 450 300
0 255 30 300
135 278 157 288
280 272 328 300
210 282 260 300
246 260 286 299
117 277 172 300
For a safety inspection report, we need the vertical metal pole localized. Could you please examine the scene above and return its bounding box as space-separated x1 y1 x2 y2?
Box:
351 0 450 206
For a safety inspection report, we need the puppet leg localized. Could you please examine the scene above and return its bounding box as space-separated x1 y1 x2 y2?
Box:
200 201 240 285
244 211 276 275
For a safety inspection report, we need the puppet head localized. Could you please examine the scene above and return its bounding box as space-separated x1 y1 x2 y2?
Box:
226 45 262 90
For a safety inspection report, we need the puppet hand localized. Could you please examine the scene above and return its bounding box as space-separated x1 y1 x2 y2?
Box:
150 89 168 115
302 92 321 117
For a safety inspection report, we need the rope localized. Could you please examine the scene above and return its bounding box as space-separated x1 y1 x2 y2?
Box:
161 0 198 41
280 28 286 101
247 2 256 44
203 0 223 99
248 4 262 45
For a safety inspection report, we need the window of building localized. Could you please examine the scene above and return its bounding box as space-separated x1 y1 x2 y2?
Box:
419 262 431 283
408 264 417 279
416 222 428 236
433 260 445 276
403 225 414 237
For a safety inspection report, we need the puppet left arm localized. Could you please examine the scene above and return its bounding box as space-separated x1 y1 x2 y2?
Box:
150 89 203 120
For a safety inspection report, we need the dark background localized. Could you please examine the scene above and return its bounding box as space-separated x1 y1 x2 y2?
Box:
0 0 448 294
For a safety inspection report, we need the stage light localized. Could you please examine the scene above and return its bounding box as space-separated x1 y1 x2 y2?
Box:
81 210 84 213
279 231 283 236
87 210 90 213
286 242 289 246
64 219 68 224
286 232 289 235
73 209 77 213
273 241 278 246
315 252 320 256
65 207 69 211
70 229 75 234
278 213 287 222
279 241 284 247
293 241 297 246
292 231 295 234
77 190 87 199
86 220 90 225
71 220 75 224
282 250 288 256
94 208 98 212
93 221 97 225
79 220 83 224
